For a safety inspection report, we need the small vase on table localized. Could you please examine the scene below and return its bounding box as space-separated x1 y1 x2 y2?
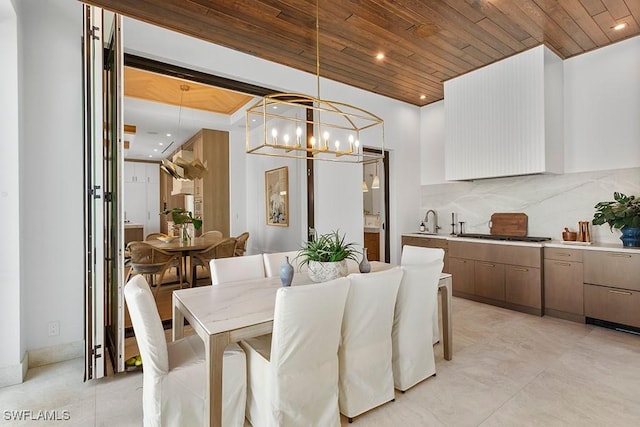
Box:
280 256 294 287
359 248 371 273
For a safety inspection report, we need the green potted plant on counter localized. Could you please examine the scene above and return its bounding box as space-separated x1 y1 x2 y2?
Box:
163 208 202 242
592 192 640 247
295 230 359 282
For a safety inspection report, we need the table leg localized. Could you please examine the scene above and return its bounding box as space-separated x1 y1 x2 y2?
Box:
172 294 184 341
440 276 453 360
205 332 230 427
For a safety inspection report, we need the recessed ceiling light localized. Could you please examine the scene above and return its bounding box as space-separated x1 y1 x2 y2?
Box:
153 149 158 152
376 53 385 60
148 155 153 158
159 142 164 146
420 95 426 100
166 133 171 137
272 106 278 110
613 22 627 30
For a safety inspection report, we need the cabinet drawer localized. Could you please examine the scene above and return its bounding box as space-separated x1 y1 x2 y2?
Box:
449 257 474 294
544 247 583 262
506 265 541 309
584 284 640 328
583 251 640 291
449 241 541 268
475 261 505 301
544 259 583 315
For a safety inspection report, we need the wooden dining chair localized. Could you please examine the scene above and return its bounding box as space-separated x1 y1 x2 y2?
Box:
233 232 250 256
145 232 169 241
190 237 237 286
125 241 183 294
201 230 223 240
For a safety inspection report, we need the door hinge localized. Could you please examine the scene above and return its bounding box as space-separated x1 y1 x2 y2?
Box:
90 26 100 40
91 185 102 199
105 192 113 202
92 344 102 359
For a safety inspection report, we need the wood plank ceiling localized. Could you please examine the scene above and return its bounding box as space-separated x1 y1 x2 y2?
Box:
88 0 640 106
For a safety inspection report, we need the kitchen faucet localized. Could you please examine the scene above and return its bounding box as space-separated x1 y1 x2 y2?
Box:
424 209 441 233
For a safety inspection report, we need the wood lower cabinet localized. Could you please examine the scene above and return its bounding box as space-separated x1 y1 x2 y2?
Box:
448 240 543 315
401 235 449 272
584 284 640 329
475 261 505 300
583 249 640 329
448 257 474 294
506 265 541 309
364 232 380 261
544 248 584 322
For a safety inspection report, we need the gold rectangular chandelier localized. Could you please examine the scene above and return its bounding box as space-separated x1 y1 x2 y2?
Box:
245 93 384 163
245 1 384 164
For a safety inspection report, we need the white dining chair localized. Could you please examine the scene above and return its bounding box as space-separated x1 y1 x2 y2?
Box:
339 267 403 422
262 250 305 278
393 260 444 392
401 245 445 343
209 253 265 285
124 275 246 427
240 277 350 426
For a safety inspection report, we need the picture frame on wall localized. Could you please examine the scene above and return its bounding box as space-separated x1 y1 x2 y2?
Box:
265 166 289 226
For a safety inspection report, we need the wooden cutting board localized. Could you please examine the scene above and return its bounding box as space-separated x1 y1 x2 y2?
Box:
490 213 528 236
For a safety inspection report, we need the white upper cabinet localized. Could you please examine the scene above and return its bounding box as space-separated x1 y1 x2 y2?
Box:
444 46 564 181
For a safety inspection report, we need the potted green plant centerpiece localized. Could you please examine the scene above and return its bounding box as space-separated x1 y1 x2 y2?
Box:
163 208 202 242
592 192 640 247
296 230 359 282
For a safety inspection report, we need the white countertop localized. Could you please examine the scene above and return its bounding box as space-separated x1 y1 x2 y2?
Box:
403 233 640 253
124 223 144 229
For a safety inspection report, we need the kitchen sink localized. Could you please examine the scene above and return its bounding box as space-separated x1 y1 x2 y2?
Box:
415 232 439 235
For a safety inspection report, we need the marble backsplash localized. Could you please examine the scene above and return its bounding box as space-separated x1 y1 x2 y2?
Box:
420 167 640 244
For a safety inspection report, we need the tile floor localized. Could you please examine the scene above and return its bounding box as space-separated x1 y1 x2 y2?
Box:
2 297 640 426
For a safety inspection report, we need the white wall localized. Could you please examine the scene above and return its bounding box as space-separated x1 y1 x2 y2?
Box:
564 35 640 173
418 36 640 243
0 0 24 386
123 18 422 262
17 0 85 353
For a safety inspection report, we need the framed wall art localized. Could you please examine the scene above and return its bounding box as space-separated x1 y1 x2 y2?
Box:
265 166 289 226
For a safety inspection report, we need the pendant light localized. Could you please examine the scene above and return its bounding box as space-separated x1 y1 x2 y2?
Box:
371 161 380 189
362 180 369 192
245 0 384 163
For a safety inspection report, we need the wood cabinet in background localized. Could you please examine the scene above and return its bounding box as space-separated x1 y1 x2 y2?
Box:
364 232 380 261
544 248 584 322
400 236 449 272
159 169 185 234
475 261 505 300
448 257 474 294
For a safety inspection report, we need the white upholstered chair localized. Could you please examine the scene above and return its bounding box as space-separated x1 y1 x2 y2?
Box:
400 245 445 343
240 277 350 426
262 250 306 278
209 253 265 285
123 275 246 427
339 268 403 422
393 260 444 392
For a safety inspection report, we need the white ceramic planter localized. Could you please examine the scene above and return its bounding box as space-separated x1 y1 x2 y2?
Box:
307 260 348 283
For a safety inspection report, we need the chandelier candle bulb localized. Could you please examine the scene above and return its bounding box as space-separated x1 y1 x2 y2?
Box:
296 127 302 146
284 134 290 145
271 128 278 145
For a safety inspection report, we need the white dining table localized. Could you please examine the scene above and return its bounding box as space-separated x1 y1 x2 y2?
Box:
172 261 452 427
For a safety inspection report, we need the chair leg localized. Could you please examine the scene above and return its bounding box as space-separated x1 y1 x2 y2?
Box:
348 417 353 423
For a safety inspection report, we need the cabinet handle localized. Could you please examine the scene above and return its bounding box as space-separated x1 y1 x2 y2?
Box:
608 289 632 296
514 267 529 272
556 253 572 257
456 259 467 264
554 262 571 267
608 253 632 258
481 262 495 267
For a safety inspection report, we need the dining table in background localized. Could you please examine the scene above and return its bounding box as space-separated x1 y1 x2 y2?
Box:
146 234 223 286
172 261 452 427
